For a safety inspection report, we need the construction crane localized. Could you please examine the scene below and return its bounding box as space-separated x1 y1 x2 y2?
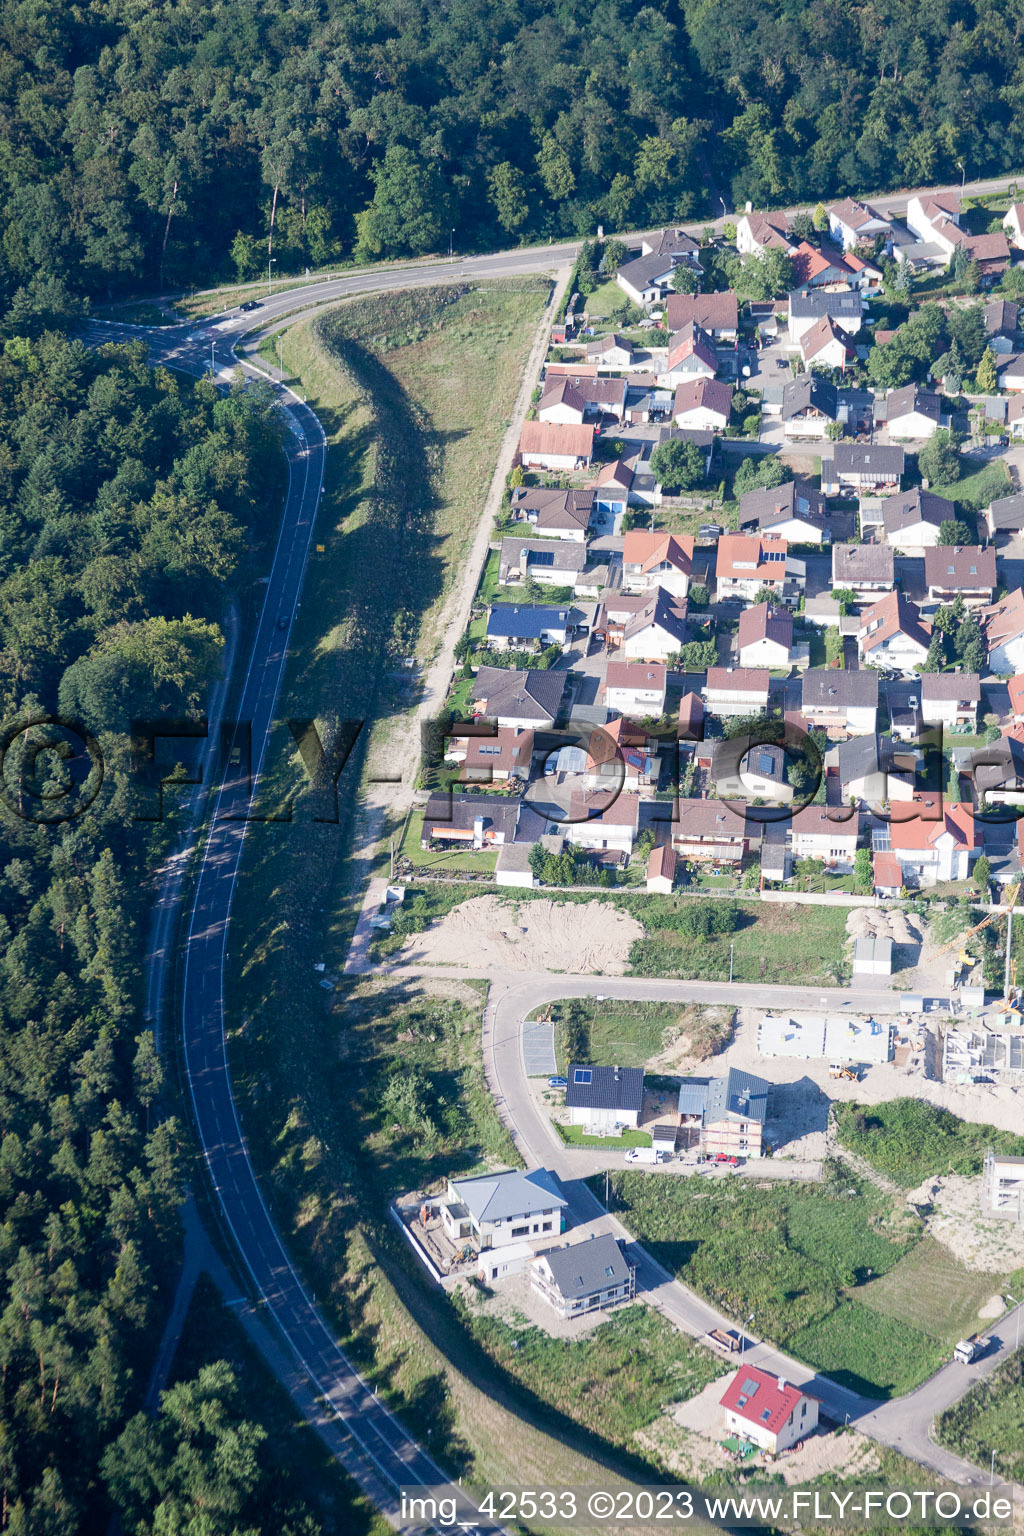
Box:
930 883 1020 1001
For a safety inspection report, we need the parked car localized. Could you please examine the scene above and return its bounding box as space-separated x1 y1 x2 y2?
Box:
547 1075 567 1088
714 1153 741 1165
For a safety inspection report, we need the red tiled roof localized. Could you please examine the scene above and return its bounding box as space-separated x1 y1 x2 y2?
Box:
1008 673 1024 718
705 667 770 694
672 377 733 421
648 844 677 881
716 533 789 581
622 530 694 577
720 1366 808 1434
518 421 594 459
873 852 903 889
889 799 975 852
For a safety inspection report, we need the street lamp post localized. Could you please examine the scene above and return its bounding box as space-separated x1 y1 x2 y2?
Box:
1007 1293 1021 1352
740 1313 754 1356
956 160 966 190
450 228 455 263
268 256 277 294
729 942 735 984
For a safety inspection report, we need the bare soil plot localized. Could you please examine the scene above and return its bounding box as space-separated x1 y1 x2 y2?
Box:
399 895 642 973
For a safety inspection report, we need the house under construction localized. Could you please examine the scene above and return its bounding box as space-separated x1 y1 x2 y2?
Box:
942 1029 1024 1084
983 1148 1024 1224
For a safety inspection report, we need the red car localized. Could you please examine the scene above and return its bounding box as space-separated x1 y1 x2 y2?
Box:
714 1154 740 1165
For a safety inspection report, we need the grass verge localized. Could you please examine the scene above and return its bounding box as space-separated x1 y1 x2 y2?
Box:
936 1348 1024 1484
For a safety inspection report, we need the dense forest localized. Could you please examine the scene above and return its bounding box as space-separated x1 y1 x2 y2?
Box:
3 0 1024 322
0 335 294 1532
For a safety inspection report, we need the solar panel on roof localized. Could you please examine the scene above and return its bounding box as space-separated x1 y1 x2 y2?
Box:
741 1377 760 1396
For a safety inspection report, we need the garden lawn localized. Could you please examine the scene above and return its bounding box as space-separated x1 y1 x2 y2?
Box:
930 456 1011 515
555 1123 653 1148
397 809 500 874
628 897 849 985
599 1169 932 1397
548 998 733 1071
855 1236 1010 1342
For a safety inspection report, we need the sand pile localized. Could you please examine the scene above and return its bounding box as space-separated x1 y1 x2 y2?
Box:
400 896 642 974
846 908 922 947
909 1173 1024 1273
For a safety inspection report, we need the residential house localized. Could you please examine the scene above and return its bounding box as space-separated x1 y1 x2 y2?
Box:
565 789 641 854
663 321 718 382
738 477 828 543
589 455 633 524
799 313 854 370
920 673 981 733
557 374 628 421
614 252 677 307
887 798 976 885
622 531 694 599
788 804 861 871
565 1063 644 1134
672 377 732 431
736 211 794 255
715 533 791 604
790 240 856 289
582 717 660 791
737 604 793 668
538 376 587 424
663 291 739 342
833 734 916 805
678 691 705 741
985 300 1019 354
702 667 771 717
831 542 894 598
646 844 677 893
857 591 932 671
640 227 704 271
971 733 1024 807
985 492 1024 540
586 333 635 367
499 536 587 588
420 792 521 849
820 443 904 498
485 603 574 650
966 231 1010 283
787 289 863 347
880 385 942 441
620 587 689 661
720 1367 820 1455
716 739 794 803
980 588 1024 672
829 198 894 251
630 426 715 505
800 669 879 736
530 1235 635 1320
518 421 594 470
1007 395 1024 439
444 726 534 784
441 1167 567 1255
698 1067 770 1159
997 354 1024 392
671 797 750 864
1009 672 1024 723
781 373 840 439
840 251 885 291
1003 203 1024 250
905 192 963 254
923 545 997 607
511 485 594 541
881 487 952 551
605 660 667 716
471 667 567 728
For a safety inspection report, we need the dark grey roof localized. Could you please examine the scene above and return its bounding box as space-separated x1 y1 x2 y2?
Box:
622 587 688 647
882 487 953 536
703 1067 769 1127
486 603 574 641
499 538 587 578
565 1063 645 1113
782 373 839 422
539 1234 631 1300
801 668 879 709
472 666 568 723
422 792 520 841
836 733 899 782
988 493 1024 531
827 443 905 476
880 385 941 424
971 736 1024 796
617 253 675 290
788 289 863 324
